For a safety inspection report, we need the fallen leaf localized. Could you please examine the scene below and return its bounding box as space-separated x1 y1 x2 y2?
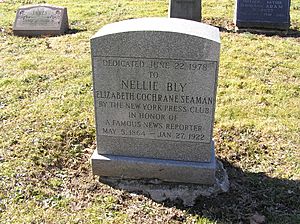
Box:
250 213 266 224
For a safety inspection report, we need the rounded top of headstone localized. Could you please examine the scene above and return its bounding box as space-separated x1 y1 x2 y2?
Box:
92 18 220 43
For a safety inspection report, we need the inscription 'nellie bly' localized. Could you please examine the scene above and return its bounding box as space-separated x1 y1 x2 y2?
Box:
120 80 187 92
91 18 221 184
93 56 217 143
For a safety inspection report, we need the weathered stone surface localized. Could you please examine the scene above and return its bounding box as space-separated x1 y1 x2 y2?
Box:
91 145 216 185
91 18 219 162
100 160 229 206
91 18 220 184
169 0 201 21
235 0 290 30
13 4 69 36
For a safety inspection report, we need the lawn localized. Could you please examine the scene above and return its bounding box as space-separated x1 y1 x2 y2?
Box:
0 0 299 223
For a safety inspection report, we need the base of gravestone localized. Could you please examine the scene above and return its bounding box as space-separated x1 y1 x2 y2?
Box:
235 27 288 35
100 160 229 207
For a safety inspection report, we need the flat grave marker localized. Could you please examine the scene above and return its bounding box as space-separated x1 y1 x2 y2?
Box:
13 4 69 36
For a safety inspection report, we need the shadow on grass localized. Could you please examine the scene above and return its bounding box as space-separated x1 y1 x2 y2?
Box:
277 29 300 38
2 27 86 37
234 28 300 38
202 18 235 34
163 159 300 223
67 28 87 34
100 158 299 223
202 17 300 38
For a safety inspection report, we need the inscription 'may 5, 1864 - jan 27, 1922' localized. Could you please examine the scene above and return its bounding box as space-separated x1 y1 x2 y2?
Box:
93 56 218 144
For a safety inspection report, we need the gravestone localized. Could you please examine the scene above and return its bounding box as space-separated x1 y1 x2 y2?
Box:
13 4 69 36
235 0 290 30
91 18 220 185
169 0 201 21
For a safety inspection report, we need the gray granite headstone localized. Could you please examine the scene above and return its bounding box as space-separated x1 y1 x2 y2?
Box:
13 4 69 36
91 18 220 185
169 0 201 21
235 0 290 30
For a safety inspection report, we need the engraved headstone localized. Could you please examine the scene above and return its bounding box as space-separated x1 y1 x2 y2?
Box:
91 18 220 184
13 4 69 36
235 0 290 30
169 0 201 21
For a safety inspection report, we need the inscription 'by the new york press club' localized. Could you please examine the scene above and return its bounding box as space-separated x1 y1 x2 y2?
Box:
93 56 217 143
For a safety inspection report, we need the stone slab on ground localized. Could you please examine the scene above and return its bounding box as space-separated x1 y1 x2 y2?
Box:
100 160 229 206
91 18 220 164
235 27 289 35
13 4 69 36
91 145 216 185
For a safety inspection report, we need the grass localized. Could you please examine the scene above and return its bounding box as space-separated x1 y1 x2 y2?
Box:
1 0 300 223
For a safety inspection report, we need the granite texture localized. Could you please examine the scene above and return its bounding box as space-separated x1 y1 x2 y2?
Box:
98 137 214 162
169 0 201 22
91 146 216 185
100 160 229 206
91 18 220 59
13 4 69 36
234 0 290 30
91 18 220 164
90 18 220 184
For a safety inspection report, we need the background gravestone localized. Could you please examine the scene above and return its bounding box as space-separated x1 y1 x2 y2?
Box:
91 18 220 185
169 0 201 21
235 0 290 30
13 4 69 36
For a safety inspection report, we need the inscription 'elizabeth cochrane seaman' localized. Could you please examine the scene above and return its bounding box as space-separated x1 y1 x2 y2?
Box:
90 18 221 185
94 56 217 144
96 90 213 105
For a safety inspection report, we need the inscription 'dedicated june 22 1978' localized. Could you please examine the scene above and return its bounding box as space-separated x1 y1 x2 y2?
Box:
93 56 218 144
